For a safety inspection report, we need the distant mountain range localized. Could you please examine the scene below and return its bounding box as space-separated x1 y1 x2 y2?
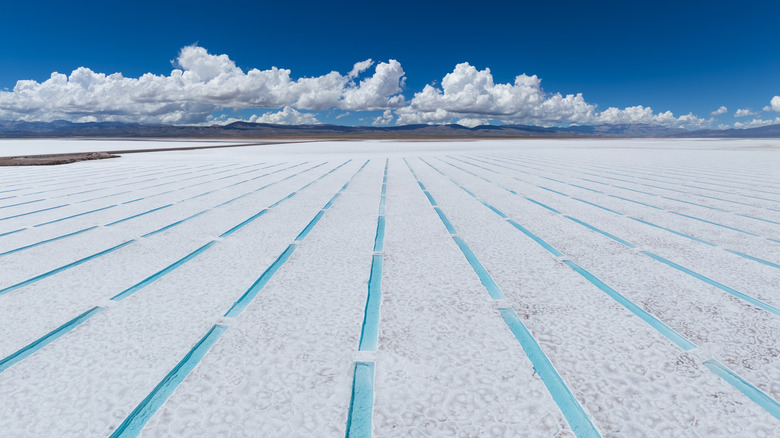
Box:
1 120 779 139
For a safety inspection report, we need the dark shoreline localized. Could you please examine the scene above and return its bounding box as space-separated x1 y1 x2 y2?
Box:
0 152 120 166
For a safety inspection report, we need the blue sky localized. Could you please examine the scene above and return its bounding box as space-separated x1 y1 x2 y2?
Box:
1 0 779 128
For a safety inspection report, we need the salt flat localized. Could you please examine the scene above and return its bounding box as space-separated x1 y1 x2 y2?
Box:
0 139 779 437
0 139 270 157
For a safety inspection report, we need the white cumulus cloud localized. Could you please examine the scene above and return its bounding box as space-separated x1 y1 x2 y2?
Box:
342 60 405 111
733 117 780 129
734 108 758 117
769 96 780 112
372 110 394 126
711 106 727 116
395 63 595 125
249 106 320 125
348 59 374 79
395 63 707 128
456 118 490 128
594 106 708 128
0 45 405 124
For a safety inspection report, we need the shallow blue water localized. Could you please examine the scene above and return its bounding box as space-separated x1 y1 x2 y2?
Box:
0 225 98 257
499 307 602 437
110 324 228 438
703 360 780 421
358 255 383 351
642 251 780 316
0 306 104 374
0 240 135 296
111 241 218 301
345 361 375 438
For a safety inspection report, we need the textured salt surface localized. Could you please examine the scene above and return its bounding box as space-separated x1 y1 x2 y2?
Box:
0 139 779 437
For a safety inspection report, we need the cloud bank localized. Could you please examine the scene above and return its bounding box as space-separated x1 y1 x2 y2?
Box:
0 45 404 124
395 63 707 128
0 45 770 129
248 106 320 125
734 108 758 117
733 117 780 129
